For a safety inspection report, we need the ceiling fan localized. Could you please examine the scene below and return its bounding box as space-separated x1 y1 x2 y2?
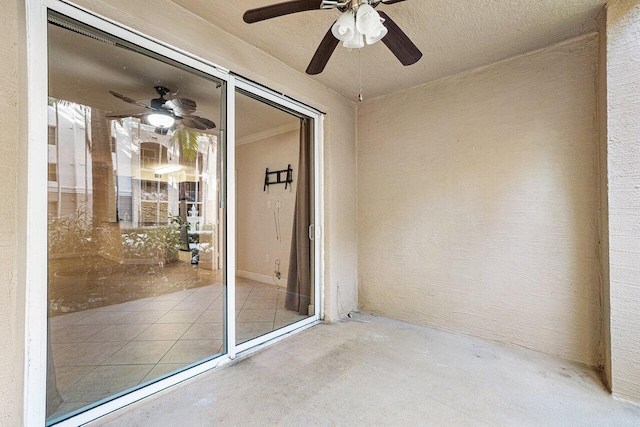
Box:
243 0 422 75
107 86 216 134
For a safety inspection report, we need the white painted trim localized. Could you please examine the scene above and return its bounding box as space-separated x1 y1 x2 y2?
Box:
235 77 322 121
314 115 325 319
237 270 287 287
24 0 50 424
236 317 321 353
53 355 231 426
233 75 325 116
236 122 299 146
225 75 237 360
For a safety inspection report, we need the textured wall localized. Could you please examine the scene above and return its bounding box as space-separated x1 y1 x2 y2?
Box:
236 130 298 283
357 35 602 366
1 0 23 424
606 0 640 403
597 14 612 390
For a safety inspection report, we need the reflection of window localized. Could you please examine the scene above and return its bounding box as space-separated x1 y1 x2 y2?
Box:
48 163 57 182
180 182 198 202
141 148 156 168
141 180 168 201
139 179 169 225
179 181 203 220
48 126 56 145
48 126 57 182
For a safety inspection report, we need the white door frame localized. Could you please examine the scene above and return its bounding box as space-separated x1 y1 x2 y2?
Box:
24 1 324 425
232 77 324 355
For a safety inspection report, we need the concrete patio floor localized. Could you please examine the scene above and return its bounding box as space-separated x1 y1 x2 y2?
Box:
90 316 640 426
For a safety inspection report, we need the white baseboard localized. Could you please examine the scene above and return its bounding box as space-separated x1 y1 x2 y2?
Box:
237 270 286 287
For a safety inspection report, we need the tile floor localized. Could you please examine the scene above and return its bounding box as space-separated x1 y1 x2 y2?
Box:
48 272 308 421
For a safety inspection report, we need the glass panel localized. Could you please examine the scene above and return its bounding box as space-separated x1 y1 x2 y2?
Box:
46 13 226 424
234 89 314 344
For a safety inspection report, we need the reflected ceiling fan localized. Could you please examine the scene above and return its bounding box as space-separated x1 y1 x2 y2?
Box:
107 86 216 134
243 0 422 75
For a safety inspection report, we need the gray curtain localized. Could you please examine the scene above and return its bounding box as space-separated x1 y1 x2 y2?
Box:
285 118 312 315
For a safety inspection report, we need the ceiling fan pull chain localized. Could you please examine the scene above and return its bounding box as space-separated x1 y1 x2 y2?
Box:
358 49 363 102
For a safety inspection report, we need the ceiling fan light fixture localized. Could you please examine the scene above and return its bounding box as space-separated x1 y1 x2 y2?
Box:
331 10 355 42
148 112 175 128
365 24 387 45
343 24 364 49
242 0 423 76
356 4 387 45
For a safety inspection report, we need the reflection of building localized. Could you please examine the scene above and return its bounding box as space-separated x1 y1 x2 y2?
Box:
48 100 219 268
47 102 94 218
113 109 218 232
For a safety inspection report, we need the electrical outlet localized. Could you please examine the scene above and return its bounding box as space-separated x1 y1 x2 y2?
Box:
274 257 281 279
267 201 272 208
276 200 282 208
266 255 270 262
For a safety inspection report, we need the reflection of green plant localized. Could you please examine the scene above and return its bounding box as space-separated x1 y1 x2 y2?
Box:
48 209 93 255
170 214 191 252
163 224 181 262
171 128 199 162
198 223 217 256
170 214 190 230
122 224 180 263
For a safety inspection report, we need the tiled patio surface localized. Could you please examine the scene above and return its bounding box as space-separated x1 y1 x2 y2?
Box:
48 271 307 421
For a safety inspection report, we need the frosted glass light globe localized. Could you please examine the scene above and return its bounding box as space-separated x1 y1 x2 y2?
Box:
148 113 175 128
356 4 388 45
332 10 355 42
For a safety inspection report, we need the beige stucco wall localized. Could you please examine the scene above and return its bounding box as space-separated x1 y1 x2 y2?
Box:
606 0 640 403
597 13 612 390
236 130 298 283
357 35 602 366
1 1 24 425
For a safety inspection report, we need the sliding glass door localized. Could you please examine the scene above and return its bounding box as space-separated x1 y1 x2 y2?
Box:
46 13 227 423
234 89 316 345
39 4 321 425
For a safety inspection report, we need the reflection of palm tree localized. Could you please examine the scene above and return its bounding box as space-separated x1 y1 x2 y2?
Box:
90 107 125 261
91 108 117 225
171 127 200 162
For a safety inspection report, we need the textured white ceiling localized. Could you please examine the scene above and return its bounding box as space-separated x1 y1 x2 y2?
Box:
171 0 606 100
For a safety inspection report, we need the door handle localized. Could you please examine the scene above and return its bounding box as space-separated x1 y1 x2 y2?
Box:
309 224 321 241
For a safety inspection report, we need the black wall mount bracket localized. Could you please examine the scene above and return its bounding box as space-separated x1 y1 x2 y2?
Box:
264 164 293 191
